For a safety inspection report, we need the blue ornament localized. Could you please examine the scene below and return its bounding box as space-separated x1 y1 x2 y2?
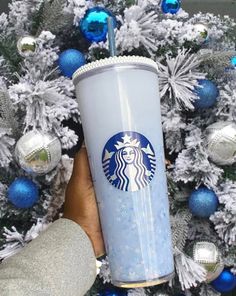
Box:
211 269 236 293
8 177 39 209
98 288 127 296
194 79 219 109
189 186 219 218
231 56 236 68
80 7 117 42
161 0 181 14
58 49 86 78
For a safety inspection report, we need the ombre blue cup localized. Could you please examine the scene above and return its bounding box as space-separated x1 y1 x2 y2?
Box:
73 56 174 288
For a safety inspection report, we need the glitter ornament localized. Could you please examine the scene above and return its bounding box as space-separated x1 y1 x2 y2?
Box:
211 269 236 293
80 7 117 42
58 49 86 78
205 121 236 165
98 288 127 296
193 23 209 44
188 187 219 218
192 241 224 282
17 35 37 57
194 79 219 109
161 0 181 15
230 56 236 68
8 177 39 209
15 130 62 175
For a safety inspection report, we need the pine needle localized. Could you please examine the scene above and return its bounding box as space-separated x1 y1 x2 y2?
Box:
36 0 73 36
0 88 19 137
0 37 22 73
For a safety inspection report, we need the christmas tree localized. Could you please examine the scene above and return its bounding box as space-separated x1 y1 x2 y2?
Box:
0 0 236 295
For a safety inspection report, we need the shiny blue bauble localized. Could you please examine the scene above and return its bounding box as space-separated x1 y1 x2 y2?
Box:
58 49 86 78
189 186 219 218
231 56 236 68
194 79 219 109
211 269 236 293
80 7 117 42
8 177 39 209
98 288 127 296
161 0 181 14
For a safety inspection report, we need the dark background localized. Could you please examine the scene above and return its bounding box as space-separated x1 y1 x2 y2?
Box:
0 1 235 295
0 2 8 12
1 1 236 18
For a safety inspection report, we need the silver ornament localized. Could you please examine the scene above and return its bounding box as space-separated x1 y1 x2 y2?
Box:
17 35 37 57
205 121 236 165
193 23 209 44
192 241 224 282
15 130 62 175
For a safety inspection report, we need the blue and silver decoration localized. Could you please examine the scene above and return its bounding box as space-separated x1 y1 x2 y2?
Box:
192 241 224 282
205 121 236 166
58 49 86 78
15 130 62 175
8 177 39 209
80 7 117 43
211 269 236 293
230 56 236 68
98 288 127 296
193 23 209 44
188 187 219 218
17 35 37 57
161 0 181 14
194 79 219 109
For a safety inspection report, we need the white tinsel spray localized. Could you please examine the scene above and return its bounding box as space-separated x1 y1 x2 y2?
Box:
0 128 15 168
210 180 236 246
9 31 79 149
157 49 205 110
174 126 223 187
0 219 49 260
8 0 44 35
216 82 236 122
173 247 207 290
98 257 112 284
116 1 158 55
161 103 186 153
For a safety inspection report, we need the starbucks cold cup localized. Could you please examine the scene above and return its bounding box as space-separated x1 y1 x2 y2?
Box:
73 56 174 288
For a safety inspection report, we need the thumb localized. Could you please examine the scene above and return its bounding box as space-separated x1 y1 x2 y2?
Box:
71 146 92 184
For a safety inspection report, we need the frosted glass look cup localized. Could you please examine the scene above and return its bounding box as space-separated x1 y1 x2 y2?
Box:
73 56 174 288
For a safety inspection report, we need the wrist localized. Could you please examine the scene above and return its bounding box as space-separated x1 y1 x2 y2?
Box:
62 214 105 257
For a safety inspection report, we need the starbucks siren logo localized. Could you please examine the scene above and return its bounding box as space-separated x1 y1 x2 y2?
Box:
102 131 156 192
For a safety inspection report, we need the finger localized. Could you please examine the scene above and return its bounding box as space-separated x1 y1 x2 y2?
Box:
71 147 92 183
